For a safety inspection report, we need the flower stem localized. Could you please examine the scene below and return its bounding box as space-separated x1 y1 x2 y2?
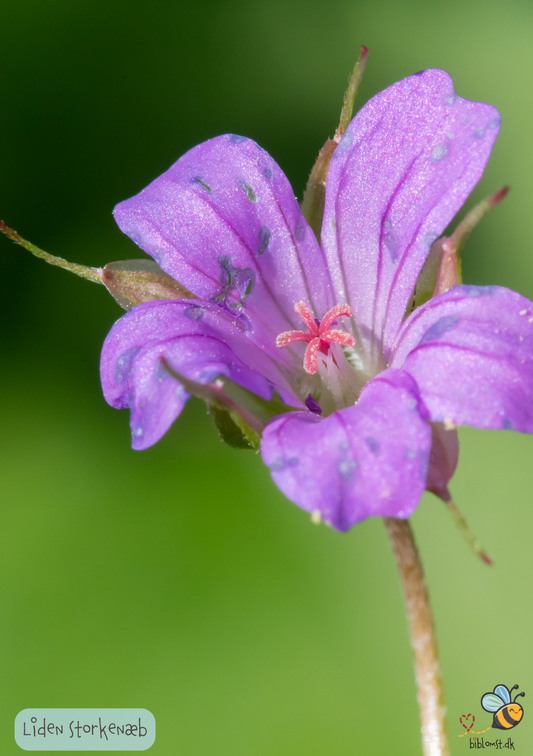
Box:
0 220 102 283
384 517 449 756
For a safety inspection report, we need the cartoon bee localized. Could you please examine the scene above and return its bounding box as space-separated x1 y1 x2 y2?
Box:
481 684 525 730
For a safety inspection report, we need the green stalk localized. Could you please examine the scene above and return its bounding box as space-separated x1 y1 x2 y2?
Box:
0 220 102 283
384 517 449 756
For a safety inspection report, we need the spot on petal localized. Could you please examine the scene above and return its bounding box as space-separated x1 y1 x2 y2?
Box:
463 285 494 297
338 458 357 481
264 167 273 179
257 226 271 257
488 118 500 129
504 418 513 430
419 451 429 482
430 145 450 162
474 128 485 139
365 437 380 455
383 231 399 262
295 222 306 242
243 183 257 202
115 346 141 384
184 305 206 321
268 456 298 472
419 315 459 344
193 176 212 192
214 256 256 311
155 360 170 382
176 385 188 400
332 129 352 158
230 134 247 144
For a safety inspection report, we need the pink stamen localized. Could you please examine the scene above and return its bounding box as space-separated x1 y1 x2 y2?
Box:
276 301 356 374
320 303 353 332
294 301 319 336
275 330 313 348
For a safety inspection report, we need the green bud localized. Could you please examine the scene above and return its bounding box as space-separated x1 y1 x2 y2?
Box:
301 46 368 241
101 259 194 310
407 186 509 313
0 221 195 310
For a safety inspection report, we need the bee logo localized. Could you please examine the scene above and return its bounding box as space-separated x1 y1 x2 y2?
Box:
481 684 525 730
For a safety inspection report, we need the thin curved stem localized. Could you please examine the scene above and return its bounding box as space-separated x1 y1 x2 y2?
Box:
384 517 449 756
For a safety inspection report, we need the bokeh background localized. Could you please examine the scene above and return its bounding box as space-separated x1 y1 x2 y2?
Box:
1 0 532 753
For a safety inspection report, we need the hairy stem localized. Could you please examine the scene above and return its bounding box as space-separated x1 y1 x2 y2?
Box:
0 220 102 283
384 517 449 756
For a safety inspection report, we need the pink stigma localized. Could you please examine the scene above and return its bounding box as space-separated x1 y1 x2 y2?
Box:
276 301 356 374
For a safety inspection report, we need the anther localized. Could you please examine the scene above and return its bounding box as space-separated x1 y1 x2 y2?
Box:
276 301 356 374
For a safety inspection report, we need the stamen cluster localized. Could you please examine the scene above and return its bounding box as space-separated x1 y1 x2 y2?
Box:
276 301 356 374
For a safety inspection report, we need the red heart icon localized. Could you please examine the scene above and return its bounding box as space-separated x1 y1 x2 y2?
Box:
460 713 475 731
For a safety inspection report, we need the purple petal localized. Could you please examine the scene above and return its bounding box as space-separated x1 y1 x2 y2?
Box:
391 285 533 431
322 69 500 363
261 369 431 531
101 299 302 449
113 135 335 359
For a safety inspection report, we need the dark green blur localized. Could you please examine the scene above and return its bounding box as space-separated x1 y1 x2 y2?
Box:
1 1 533 753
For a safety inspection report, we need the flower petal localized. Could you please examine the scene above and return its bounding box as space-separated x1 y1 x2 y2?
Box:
113 135 335 358
322 69 500 365
101 299 302 449
391 285 533 431
261 369 431 531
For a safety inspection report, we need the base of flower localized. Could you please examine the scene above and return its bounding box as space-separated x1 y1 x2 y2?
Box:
384 517 449 756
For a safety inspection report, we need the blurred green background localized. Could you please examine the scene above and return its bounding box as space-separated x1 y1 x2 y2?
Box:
1 0 532 753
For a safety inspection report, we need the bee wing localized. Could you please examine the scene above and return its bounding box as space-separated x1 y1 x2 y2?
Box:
482 693 504 712
494 685 511 704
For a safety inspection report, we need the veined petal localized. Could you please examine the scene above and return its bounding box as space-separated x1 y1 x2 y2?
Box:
391 285 533 431
261 369 431 531
101 299 303 449
113 135 334 357
322 69 500 366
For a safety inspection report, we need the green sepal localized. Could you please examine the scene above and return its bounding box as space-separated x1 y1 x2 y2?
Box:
161 359 294 451
208 405 257 450
406 186 509 317
102 259 195 310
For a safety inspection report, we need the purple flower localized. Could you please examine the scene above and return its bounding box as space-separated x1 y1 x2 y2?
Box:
101 69 533 531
